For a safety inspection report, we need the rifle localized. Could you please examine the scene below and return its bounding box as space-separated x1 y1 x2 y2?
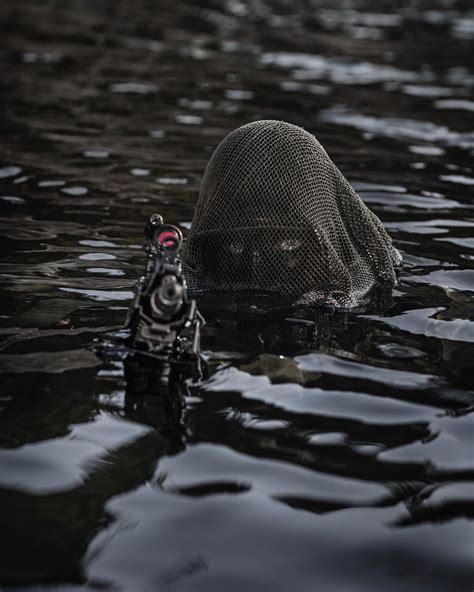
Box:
124 214 205 390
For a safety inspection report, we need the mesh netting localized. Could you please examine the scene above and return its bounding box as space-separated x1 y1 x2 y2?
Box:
183 120 400 308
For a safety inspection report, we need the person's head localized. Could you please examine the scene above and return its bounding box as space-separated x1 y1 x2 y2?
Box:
184 120 399 307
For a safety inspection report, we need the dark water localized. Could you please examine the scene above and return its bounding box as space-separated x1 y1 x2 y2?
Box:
1 0 473 590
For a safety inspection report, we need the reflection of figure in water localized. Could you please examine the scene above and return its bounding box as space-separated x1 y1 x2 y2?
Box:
0 367 188 586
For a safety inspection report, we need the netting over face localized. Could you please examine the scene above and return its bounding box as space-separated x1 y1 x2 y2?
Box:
183 120 400 308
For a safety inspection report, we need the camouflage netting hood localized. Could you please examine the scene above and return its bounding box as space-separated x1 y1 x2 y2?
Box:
183 120 400 308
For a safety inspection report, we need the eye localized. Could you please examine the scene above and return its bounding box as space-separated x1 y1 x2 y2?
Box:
229 240 244 254
276 238 301 252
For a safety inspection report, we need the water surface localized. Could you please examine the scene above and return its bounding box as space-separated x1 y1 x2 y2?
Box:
0 0 473 590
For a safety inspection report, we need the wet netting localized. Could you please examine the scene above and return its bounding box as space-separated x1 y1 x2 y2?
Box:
183 120 400 307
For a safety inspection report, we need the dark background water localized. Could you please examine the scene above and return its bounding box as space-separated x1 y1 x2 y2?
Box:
0 0 473 590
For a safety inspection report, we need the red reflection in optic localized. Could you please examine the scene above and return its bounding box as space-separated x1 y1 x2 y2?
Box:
158 230 179 249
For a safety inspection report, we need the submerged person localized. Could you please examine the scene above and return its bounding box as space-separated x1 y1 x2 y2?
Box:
183 120 401 308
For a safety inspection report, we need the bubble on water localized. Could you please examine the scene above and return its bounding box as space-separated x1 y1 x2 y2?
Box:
130 168 151 176
0 166 22 178
61 186 88 196
410 162 426 169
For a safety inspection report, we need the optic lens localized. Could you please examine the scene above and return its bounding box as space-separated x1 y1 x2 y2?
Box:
157 229 180 250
